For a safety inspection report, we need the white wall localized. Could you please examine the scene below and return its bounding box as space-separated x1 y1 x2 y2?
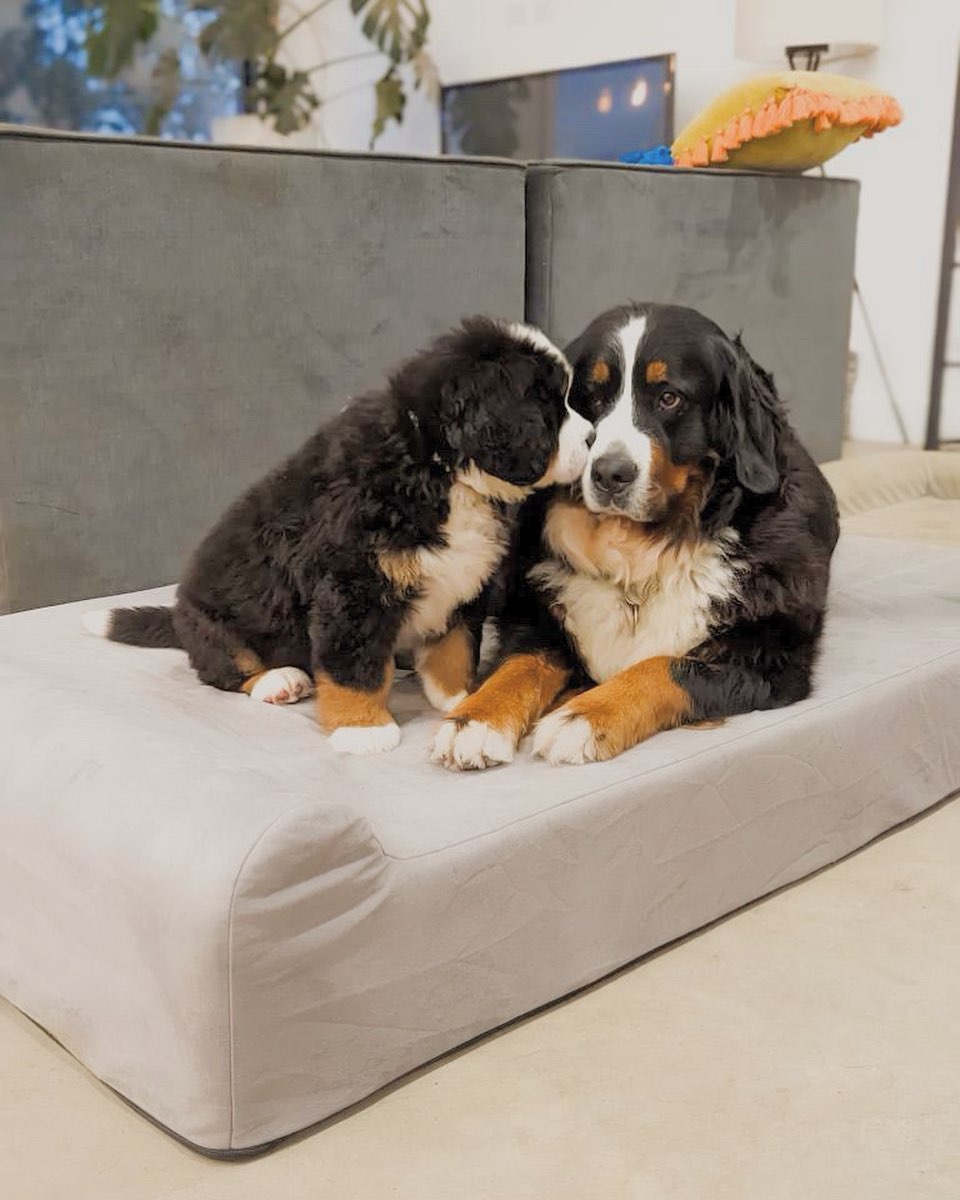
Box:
286 0 960 444
833 4 960 443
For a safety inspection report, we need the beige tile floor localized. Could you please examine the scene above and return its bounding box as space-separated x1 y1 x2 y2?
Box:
3 795 959 1200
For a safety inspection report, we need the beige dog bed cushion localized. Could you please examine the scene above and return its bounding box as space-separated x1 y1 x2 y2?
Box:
822 450 960 547
1 530 958 1154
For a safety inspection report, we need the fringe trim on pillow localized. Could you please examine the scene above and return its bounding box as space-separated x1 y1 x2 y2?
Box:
674 88 903 167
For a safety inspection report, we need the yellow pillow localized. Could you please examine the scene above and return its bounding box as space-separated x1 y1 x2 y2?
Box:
672 71 902 172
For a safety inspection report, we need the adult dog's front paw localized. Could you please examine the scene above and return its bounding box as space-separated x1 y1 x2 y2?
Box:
430 718 516 771
531 706 603 765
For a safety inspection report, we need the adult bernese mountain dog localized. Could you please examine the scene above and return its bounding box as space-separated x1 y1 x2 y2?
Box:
432 302 840 769
89 318 592 756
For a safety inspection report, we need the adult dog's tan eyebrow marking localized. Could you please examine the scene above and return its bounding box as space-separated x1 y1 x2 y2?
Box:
645 359 668 384
589 360 611 385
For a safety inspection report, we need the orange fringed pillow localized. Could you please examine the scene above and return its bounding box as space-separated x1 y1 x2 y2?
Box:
672 71 902 172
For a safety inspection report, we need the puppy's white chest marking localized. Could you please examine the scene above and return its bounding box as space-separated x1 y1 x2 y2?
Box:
397 483 507 647
532 526 741 683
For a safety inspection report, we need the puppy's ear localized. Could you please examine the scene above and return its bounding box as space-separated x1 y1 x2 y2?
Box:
711 336 781 495
441 354 555 485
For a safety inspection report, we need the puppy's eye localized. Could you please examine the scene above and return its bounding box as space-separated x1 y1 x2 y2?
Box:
658 390 682 412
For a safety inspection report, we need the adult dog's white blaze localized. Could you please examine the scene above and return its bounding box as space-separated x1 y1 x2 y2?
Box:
582 315 653 513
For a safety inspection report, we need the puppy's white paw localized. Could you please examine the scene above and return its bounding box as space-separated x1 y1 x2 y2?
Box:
431 719 515 771
328 723 401 756
81 610 113 638
532 709 598 765
249 667 314 705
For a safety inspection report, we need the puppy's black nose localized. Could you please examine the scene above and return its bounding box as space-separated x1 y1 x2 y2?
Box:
591 451 639 496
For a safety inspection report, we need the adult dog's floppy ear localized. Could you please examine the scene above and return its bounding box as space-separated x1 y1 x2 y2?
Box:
711 336 781 495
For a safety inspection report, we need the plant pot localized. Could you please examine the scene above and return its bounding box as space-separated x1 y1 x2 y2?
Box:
210 113 318 149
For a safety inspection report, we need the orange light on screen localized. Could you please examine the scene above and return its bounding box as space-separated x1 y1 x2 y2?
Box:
629 79 649 108
596 87 613 114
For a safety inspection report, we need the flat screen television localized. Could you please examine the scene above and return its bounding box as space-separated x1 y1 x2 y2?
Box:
441 53 675 162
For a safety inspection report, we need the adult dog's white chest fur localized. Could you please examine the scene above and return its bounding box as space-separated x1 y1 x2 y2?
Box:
397 481 508 648
531 501 741 683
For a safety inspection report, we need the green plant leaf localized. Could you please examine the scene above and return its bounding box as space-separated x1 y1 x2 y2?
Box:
370 65 404 146
84 0 160 79
195 0 280 62
351 0 430 67
248 59 319 134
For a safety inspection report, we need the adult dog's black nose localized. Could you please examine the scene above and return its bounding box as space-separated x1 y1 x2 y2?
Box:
590 450 638 496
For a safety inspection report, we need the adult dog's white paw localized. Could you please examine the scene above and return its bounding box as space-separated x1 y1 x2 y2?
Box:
532 709 599 765
328 723 401 756
249 667 314 705
430 719 515 771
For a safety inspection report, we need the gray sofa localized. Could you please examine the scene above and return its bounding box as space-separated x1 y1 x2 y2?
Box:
9 132 952 1161
1 128 857 612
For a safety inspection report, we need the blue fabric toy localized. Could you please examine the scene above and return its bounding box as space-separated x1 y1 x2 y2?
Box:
619 145 674 166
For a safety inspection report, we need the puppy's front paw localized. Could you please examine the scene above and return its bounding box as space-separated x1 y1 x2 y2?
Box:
532 707 600 765
249 667 314 705
328 723 401 756
430 719 516 771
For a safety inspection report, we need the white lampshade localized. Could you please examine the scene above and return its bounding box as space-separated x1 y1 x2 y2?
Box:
735 0 885 64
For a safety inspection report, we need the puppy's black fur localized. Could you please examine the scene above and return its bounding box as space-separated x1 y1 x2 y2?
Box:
105 318 573 705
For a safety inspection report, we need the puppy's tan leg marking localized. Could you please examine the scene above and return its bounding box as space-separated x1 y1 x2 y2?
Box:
415 625 475 713
315 662 401 755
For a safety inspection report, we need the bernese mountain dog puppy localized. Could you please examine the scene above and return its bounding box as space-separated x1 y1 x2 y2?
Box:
432 302 840 769
89 318 592 755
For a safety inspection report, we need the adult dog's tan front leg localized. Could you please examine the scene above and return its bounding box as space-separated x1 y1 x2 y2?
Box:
532 656 692 765
431 653 570 770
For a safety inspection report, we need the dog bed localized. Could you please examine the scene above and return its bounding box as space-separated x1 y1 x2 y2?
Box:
1 532 958 1153
822 450 960 548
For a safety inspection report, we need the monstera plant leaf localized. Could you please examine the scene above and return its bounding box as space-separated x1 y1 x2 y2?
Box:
84 0 159 78
371 66 404 145
248 60 319 134
194 0 279 63
353 1 433 142
350 0 430 66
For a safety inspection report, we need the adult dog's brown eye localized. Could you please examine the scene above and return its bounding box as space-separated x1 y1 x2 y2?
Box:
658 390 682 411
